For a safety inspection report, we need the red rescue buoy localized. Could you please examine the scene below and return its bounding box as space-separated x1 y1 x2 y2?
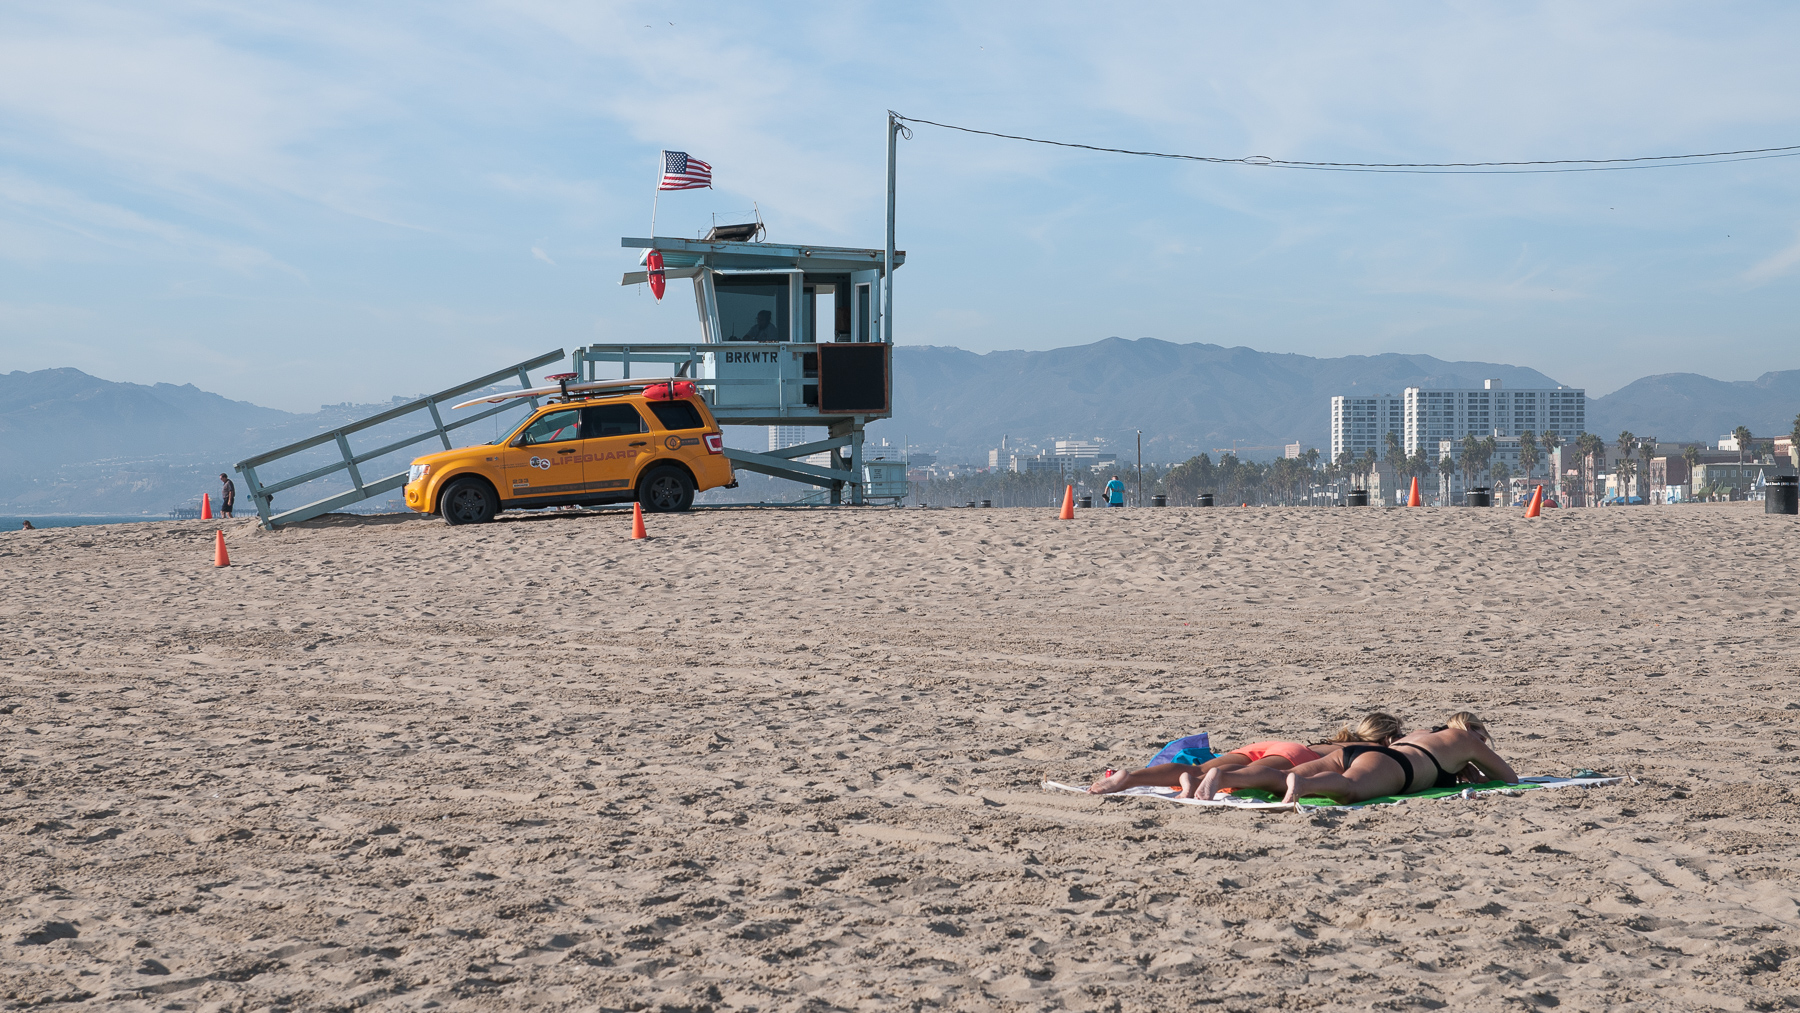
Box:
643 380 697 401
647 249 666 301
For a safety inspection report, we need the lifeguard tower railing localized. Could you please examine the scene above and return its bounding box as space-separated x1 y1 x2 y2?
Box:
575 235 904 505
234 349 565 529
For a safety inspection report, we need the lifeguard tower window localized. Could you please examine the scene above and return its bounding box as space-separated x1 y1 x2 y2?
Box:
717 275 789 342
582 404 648 438
647 401 705 431
818 344 890 413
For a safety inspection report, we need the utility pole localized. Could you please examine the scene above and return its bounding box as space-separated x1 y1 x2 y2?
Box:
884 111 899 345
1136 430 1142 507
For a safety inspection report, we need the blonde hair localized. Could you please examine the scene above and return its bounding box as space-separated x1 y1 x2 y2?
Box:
1444 711 1492 745
1331 712 1403 745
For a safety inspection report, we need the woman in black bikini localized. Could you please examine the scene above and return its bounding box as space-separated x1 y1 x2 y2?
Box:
1195 712 1518 805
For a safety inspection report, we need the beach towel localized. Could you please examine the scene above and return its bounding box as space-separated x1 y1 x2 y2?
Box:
1145 733 1216 767
1044 774 1625 812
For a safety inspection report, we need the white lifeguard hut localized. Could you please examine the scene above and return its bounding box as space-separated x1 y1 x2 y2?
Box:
573 230 903 504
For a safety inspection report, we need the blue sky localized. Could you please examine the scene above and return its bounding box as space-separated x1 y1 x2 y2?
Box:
3 1 1798 412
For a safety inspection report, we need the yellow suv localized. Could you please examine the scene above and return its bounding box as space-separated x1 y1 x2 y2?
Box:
404 382 735 525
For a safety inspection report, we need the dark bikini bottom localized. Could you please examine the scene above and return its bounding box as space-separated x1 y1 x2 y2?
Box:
1338 744 1455 794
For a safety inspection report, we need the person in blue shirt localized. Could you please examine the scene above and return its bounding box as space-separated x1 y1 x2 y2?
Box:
1105 475 1125 507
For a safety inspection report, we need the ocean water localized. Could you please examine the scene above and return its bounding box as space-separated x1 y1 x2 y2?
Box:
1 515 165 531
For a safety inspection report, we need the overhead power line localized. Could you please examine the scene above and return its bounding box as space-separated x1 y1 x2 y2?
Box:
890 112 1800 174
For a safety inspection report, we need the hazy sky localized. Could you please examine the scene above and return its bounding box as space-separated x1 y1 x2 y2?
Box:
3 2 1798 412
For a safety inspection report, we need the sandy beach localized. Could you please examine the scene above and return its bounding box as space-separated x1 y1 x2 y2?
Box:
3 503 1797 1011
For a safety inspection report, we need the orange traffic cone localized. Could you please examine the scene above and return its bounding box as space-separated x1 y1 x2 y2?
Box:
1525 485 1542 518
213 530 230 567
631 501 648 539
1058 485 1074 520
1408 476 1421 507
201 493 213 520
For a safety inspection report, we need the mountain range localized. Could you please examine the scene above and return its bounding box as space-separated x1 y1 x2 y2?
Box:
4 340 1796 514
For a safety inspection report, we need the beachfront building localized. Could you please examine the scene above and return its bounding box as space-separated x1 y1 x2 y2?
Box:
1691 460 1797 501
1009 441 1117 475
1402 380 1586 457
1329 395 1404 463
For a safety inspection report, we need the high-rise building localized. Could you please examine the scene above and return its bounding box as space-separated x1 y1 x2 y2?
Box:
1329 395 1404 463
1403 380 1585 457
769 425 830 466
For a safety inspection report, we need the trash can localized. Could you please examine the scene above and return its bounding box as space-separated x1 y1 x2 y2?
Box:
1151 494 1167 507
980 499 992 509
1078 495 1093 508
1198 493 1214 507
1345 490 1369 507
1465 488 1492 507
1768 476 1799 515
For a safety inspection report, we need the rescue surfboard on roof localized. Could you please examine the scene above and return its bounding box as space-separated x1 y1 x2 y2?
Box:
451 377 708 411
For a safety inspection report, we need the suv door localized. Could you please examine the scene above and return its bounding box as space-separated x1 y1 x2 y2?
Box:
581 402 651 497
502 407 586 502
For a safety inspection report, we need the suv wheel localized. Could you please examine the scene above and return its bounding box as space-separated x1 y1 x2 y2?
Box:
440 478 498 525
639 466 695 512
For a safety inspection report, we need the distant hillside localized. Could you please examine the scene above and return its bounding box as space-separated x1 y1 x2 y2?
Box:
883 338 1562 462
0 369 454 515
1587 370 1800 443
8 347 1795 515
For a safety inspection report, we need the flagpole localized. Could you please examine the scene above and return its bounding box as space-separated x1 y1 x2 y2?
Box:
651 151 661 239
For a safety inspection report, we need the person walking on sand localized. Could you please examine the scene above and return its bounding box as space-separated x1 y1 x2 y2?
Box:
218 473 236 519
1087 714 1403 797
1194 712 1517 805
1105 474 1126 508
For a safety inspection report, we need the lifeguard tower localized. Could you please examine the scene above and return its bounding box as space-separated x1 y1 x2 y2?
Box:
231 230 901 527
570 231 903 505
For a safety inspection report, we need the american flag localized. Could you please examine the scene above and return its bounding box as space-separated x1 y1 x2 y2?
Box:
658 151 712 191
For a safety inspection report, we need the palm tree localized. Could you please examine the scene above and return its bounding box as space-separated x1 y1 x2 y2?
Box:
1438 454 1456 504
1361 448 1379 492
1303 447 1320 471
1480 436 1498 488
1491 460 1512 503
1733 425 1753 465
1460 435 1482 494
1636 436 1656 502
1518 430 1539 489
1682 444 1702 501
1540 430 1563 498
1576 432 1604 506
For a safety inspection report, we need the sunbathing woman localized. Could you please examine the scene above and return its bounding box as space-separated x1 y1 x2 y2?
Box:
1086 713 1403 796
1193 711 1518 805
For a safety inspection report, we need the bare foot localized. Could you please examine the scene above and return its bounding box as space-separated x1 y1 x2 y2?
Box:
1087 769 1129 794
1177 769 1199 798
1281 772 1302 806
1196 768 1224 801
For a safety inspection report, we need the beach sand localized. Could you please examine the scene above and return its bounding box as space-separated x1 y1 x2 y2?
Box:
2 503 1796 1011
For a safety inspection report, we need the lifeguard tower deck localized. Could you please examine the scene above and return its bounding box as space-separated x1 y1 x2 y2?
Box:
576 235 904 505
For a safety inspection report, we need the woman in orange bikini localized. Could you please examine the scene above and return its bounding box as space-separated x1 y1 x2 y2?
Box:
1193 712 1518 804
1086 713 1402 796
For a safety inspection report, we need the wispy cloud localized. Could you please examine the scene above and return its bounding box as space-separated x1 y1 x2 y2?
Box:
1745 227 1800 284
